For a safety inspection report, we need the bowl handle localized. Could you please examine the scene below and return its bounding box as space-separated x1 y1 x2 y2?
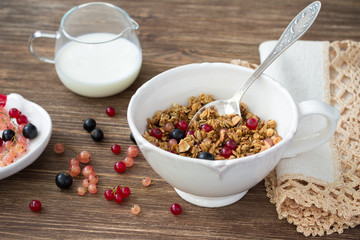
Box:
282 100 340 158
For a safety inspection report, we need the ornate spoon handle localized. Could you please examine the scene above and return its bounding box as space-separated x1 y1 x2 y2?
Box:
231 1 321 103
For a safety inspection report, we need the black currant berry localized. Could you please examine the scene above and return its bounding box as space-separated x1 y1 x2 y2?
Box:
55 172 73 189
22 123 38 139
169 129 185 142
91 128 104 142
83 118 96 132
2 129 15 142
197 152 215 160
130 132 137 144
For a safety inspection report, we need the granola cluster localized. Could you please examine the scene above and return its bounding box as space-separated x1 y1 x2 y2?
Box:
143 93 282 160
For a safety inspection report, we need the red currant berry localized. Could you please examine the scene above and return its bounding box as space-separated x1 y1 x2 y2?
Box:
246 117 258 130
106 106 115 117
185 130 195 137
170 203 182 215
9 108 20 118
220 146 232 158
150 128 162 139
29 200 42 212
104 189 115 200
176 120 188 131
111 144 121 154
16 114 28 125
200 123 212 132
121 186 131 198
114 161 126 173
0 94 6 107
225 139 238 150
114 193 123 204
0 138 3 147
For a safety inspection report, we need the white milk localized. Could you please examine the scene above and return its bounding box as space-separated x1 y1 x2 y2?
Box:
55 33 142 97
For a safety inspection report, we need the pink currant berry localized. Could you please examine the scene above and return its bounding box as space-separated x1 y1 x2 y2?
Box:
111 144 121 154
220 146 232 158
54 143 65 154
88 174 99 184
246 117 258 130
104 189 115 200
69 158 80 166
131 204 141 215
200 123 212 132
170 203 182 215
8 108 20 118
176 120 188 131
88 184 97 194
127 146 139 157
78 151 91 163
163 122 174 132
142 177 152 187
123 156 134 167
167 139 178 150
82 178 90 188
150 128 162 139
29 200 42 212
77 187 86 196
69 164 81 177
106 106 115 117
114 161 126 173
225 139 238 150
82 165 95 178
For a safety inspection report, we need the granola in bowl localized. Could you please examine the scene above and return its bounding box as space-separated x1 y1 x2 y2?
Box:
143 93 282 160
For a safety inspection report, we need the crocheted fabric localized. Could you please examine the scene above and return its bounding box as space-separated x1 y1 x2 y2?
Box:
231 40 360 236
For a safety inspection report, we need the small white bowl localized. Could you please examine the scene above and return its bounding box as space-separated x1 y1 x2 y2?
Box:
127 63 338 207
0 93 52 180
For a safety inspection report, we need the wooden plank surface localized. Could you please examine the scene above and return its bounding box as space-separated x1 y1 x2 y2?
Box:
0 0 359 239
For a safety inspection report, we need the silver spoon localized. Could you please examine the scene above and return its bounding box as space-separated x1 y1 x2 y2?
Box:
190 1 321 125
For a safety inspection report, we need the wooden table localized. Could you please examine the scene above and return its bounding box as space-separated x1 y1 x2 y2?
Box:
1 0 359 239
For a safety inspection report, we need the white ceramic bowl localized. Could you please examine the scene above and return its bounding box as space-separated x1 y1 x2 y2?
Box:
0 93 52 180
127 63 339 207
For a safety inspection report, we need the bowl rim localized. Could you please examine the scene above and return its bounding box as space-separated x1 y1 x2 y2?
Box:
127 62 298 167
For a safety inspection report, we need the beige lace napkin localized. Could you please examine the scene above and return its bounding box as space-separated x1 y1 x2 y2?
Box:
232 40 360 236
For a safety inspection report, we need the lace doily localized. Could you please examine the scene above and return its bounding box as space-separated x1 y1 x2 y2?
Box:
232 40 360 236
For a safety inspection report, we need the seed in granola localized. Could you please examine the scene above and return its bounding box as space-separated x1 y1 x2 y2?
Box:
164 122 175 132
220 146 232 158
200 123 212 132
176 120 188 131
225 139 237 150
150 128 163 139
197 152 214 160
169 129 185 142
245 117 258 130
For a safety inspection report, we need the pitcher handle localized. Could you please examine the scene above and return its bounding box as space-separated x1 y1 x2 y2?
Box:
28 30 57 64
282 100 340 158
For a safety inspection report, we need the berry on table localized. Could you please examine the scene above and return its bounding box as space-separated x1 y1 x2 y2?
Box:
88 184 97 194
69 164 81 177
150 128 162 139
169 129 185 142
114 193 123 204
114 161 126 173
104 189 115 200
123 156 134 167
130 132 137 144
82 165 95 178
197 152 215 160
142 177 152 187
55 172 73 189
111 144 121 154
54 143 65 154
78 151 91 163
88 174 99 184
127 146 139 158
23 123 38 139
77 187 86 196
170 203 182 215
220 146 232 158
91 128 104 142
82 178 90 188
69 158 80 166
83 118 96 132
105 106 116 117
29 200 42 212
121 186 131 198
131 204 141 215
246 117 258 130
